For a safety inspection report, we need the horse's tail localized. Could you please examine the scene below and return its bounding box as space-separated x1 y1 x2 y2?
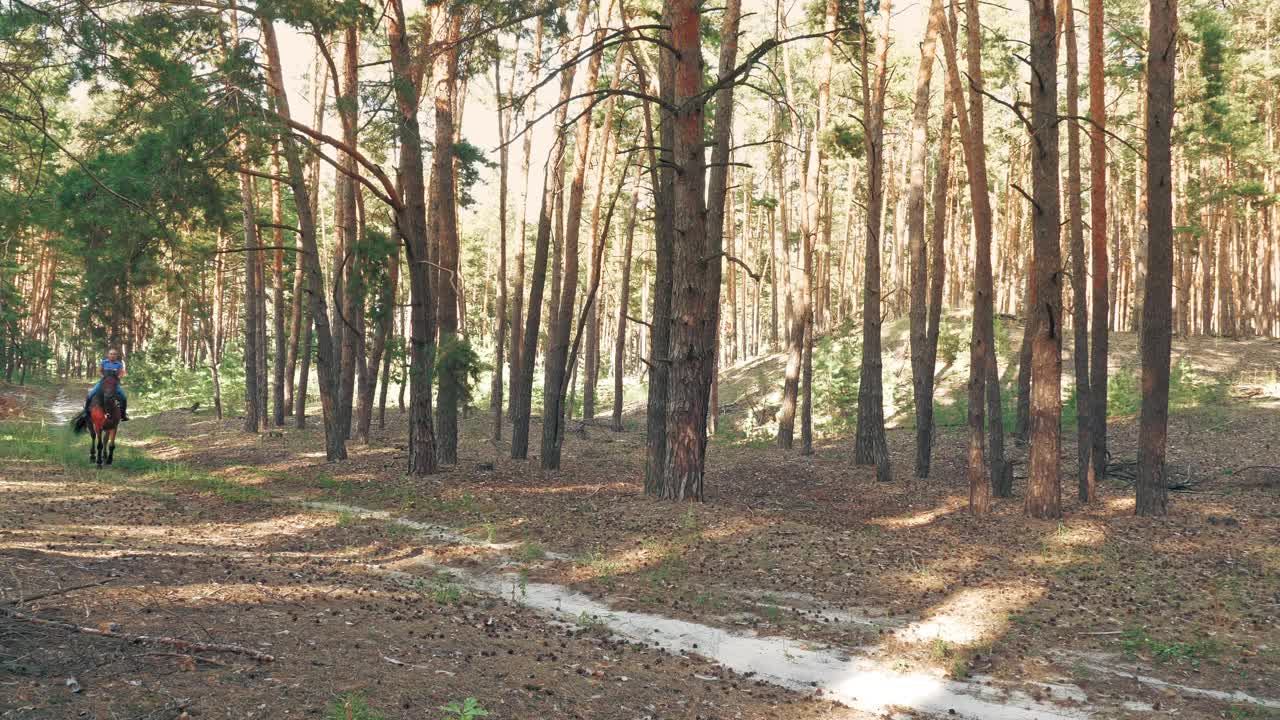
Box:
72 411 89 435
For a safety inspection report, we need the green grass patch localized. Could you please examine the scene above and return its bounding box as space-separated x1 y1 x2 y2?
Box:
139 463 268 503
1120 627 1221 666
578 549 620 588
517 541 546 561
325 693 386 720
0 421 266 503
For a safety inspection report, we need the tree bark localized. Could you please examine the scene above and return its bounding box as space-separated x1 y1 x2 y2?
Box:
908 0 943 477
271 147 287 426
355 241 397 444
512 4 588 460
776 8 801 449
336 26 361 441
854 0 893 482
936 0 1000 511
430 11 463 465
237 168 262 434
491 48 514 442
1026 0 1063 519
1062 0 1094 502
385 1 439 475
918 93 955 478
287 56 327 418
800 0 833 456
583 51 625 422
660 0 713 500
261 21 346 459
640 36 676 496
1087 0 1110 496
541 3 612 470
613 164 641 432
1136 0 1177 517
510 18 543 421
703 0 742 460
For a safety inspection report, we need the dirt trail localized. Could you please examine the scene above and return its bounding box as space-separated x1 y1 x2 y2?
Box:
49 387 81 425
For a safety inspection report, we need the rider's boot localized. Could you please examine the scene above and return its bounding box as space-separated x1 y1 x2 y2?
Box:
120 395 130 421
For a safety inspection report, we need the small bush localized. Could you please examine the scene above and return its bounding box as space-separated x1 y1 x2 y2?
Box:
518 541 546 561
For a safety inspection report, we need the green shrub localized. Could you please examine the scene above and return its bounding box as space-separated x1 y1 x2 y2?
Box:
440 698 489 720
811 334 861 433
435 336 488 409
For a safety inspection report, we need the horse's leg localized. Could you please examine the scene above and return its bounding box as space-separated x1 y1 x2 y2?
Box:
95 430 103 466
89 428 97 461
106 429 116 465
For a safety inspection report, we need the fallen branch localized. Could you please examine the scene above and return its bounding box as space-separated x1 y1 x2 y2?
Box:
1231 465 1280 475
3 579 112 607
139 651 231 668
0 607 275 662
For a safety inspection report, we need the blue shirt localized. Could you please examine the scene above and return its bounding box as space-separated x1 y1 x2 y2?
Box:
101 359 124 374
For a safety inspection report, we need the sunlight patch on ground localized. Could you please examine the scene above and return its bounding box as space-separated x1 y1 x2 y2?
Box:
1044 522 1106 550
497 481 635 496
1104 496 1135 513
559 518 762 585
31 512 341 546
869 497 966 529
0 479 75 492
893 583 1044 647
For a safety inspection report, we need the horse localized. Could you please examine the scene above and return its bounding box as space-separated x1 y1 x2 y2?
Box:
74 373 122 466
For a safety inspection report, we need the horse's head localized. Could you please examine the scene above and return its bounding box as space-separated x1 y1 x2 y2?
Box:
102 374 119 396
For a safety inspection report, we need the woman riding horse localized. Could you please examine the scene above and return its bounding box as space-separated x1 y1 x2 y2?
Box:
84 348 130 421
75 372 122 465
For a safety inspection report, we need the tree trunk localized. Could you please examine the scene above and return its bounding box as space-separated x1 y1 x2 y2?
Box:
237 168 262 434
385 1 439 475
287 57 327 416
541 4 612 470
776 15 801 448
660 0 713 500
1136 0 1177 517
907 0 943 477
1062 0 1094 502
491 50 514 442
512 4 588 460
937 0 1000 511
641 37 676 496
336 26 361 441
1015 257 1035 443
1087 0 1110 495
510 19 544 421
1026 0 1063 519
613 164 641 432
854 0 893 482
271 147 287 426
918 93 955 478
799 0 833 456
583 51 625 422
703 0 742 460
430 12 463 465
355 242 397 443
261 21 346 460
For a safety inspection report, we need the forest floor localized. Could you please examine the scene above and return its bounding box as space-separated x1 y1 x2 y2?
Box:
2 329 1279 720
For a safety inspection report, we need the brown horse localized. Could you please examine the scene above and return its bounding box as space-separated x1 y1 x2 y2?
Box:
84 374 122 465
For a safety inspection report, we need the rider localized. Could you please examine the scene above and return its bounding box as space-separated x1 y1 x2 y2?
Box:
85 348 130 421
